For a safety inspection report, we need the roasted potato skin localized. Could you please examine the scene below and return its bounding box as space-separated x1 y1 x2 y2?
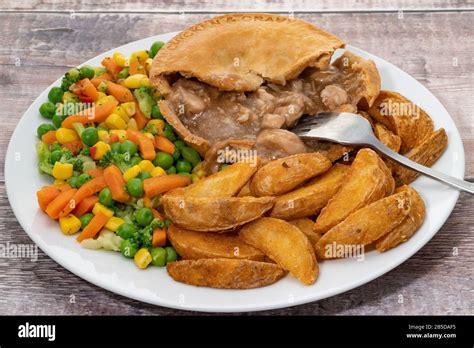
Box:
270 164 349 220
393 128 448 186
288 218 322 247
374 123 402 152
368 90 434 153
162 195 275 232
167 224 265 261
250 153 332 197
375 185 425 252
166 258 287 289
183 161 258 198
315 190 412 260
313 148 394 234
240 217 318 285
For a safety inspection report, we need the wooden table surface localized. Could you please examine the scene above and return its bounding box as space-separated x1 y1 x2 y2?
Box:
0 0 472 315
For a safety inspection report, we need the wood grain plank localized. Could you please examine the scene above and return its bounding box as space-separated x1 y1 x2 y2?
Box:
1 12 473 179
0 182 471 315
1 0 473 12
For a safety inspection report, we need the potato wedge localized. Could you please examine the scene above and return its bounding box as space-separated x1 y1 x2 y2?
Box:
181 161 257 198
239 217 318 285
167 258 286 289
313 148 394 234
250 153 332 197
162 195 275 231
374 123 402 152
288 218 322 246
270 164 349 220
167 224 265 260
393 128 448 186
315 190 412 259
368 90 434 153
375 185 425 252
236 180 253 197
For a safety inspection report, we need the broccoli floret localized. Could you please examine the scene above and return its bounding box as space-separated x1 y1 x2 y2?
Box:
97 151 132 173
36 141 53 176
80 147 90 156
60 69 81 91
59 150 83 171
132 218 164 249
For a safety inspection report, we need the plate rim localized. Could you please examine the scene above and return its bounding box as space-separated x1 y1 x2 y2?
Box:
4 33 465 313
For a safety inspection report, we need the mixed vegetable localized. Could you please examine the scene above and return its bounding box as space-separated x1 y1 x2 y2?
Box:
35 41 205 270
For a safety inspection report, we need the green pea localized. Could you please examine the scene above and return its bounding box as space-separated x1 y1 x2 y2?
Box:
166 166 176 174
110 142 122 153
150 247 167 266
99 188 113 207
172 147 181 161
120 140 138 156
37 124 55 138
176 160 192 173
153 152 174 170
79 213 94 229
48 87 64 104
79 65 95 79
77 173 92 187
178 172 191 179
49 150 63 164
181 147 201 166
137 171 151 180
120 239 138 258
80 127 98 147
39 102 56 119
151 104 163 119
67 176 79 188
117 223 136 240
130 156 142 166
127 178 143 198
163 129 177 142
149 41 165 59
136 207 153 227
50 142 62 152
165 246 178 263
174 140 186 149
52 113 65 128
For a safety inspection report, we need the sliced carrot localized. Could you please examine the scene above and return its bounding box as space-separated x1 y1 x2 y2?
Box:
62 139 83 155
73 195 99 217
129 58 146 75
76 212 109 242
45 189 77 220
101 57 122 78
91 73 112 87
143 174 190 197
86 168 104 178
152 228 167 247
71 78 99 102
41 130 57 145
37 184 71 211
103 165 130 203
62 99 118 128
106 81 134 102
151 208 163 220
126 129 155 160
133 101 148 130
154 136 175 154
59 176 107 217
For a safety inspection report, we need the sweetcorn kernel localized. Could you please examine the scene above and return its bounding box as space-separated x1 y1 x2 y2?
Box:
53 162 74 180
92 202 114 218
134 248 152 269
113 52 127 67
109 129 127 142
59 214 82 235
105 114 127 130
123 165 141 182
97 130 110 143
105 217 125 232
151 167 166 177
138 160 154 173
56 128 79 144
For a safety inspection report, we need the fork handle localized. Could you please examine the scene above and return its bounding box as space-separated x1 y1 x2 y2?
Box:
368 140 473 194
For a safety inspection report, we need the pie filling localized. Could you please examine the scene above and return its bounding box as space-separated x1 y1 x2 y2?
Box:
165 59 370 162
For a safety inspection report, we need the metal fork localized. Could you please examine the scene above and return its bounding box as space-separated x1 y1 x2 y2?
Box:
291 112 473 194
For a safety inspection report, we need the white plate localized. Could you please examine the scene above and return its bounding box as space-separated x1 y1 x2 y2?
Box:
4 32 465 313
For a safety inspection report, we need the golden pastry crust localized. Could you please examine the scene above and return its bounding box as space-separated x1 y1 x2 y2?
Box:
151 13 345 93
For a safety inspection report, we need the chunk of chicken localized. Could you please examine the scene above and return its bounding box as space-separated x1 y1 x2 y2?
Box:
320 85 348 110
256 129 307 159
261 113 286 129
